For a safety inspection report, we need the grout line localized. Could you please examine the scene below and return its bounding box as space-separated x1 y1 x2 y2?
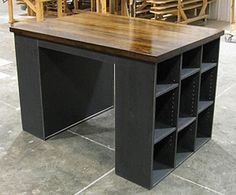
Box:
74 168 115 195
0 99 18 110
68 130 115 151
172 174 225 195
216 83 236 98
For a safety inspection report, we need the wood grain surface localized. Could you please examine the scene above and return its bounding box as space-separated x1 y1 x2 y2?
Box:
10 12 224 62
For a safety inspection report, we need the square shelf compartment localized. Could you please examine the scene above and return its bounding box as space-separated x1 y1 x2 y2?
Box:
201 39 219 74
176 121 196 166
155 89 178 144
202 39 220 63
157 55 181 84
200 67 217 102
156 55 180 97
152 132 176 186
181 47 201 80
179 75 199 132
196 105 214 150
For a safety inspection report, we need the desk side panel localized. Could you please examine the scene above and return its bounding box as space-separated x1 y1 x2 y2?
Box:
38 44 114 138
15 35 45 139
115 57 156 189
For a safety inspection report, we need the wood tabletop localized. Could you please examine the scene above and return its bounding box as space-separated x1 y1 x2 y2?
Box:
10 12 224 63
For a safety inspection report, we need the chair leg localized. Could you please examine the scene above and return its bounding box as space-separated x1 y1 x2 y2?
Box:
8 0 14 24
36 0 44 21
57 0 63 17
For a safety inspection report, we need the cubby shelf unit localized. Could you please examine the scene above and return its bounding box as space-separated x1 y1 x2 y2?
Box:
151 38 220 188
115 38 220 190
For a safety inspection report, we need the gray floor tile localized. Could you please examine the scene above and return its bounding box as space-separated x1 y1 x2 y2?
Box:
216 85 236 112
0 58 12 66
0 62 18 77
69 109 115 149
0 76 20 108
173 140 236 195
82 170 218 195
0 130 114 195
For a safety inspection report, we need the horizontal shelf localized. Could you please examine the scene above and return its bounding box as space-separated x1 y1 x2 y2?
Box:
198 101 214 113
195 137 210 150
152 162 173 186
178 117 196 132
181 68 199 80
154 127 176 144
201 63 217 73
152 168 173 186
156 84 178 97
175 152 192 166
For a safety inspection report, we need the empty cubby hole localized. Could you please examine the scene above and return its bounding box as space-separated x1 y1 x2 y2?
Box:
182 46 202 69
176 121 196 166
179 74 199 118
156 55 181 84
202 39 220 63
155 89 178 129
200 67 217 101
152 132 176 185
196 105 214 149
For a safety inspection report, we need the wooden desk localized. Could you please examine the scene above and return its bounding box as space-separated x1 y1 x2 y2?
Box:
10 13 223 189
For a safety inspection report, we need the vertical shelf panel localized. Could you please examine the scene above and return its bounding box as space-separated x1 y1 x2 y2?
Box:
196 38 220 150
179 74 199 127
152 55 181 186
199 67 217 101
177 46 201 167
115 57 157 189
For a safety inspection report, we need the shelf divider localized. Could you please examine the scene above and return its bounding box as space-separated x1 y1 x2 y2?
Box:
201 63 217 74
178 117 196 132
154 127 176 144
198 101 214 114
156 84 178 97
181 68 200 80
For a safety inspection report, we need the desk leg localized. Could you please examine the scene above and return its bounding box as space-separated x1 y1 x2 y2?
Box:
15 35 114 140
115 57 156 189
15 36 45 139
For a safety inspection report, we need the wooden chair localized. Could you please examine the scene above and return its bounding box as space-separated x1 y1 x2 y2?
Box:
90 0 130 15
148 0 215 23
7 0 64 23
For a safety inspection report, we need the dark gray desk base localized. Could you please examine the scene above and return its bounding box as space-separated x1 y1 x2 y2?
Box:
14 35 220 189
15 35 114 140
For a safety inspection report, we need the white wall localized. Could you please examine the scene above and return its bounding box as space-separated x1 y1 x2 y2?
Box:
209 0 236 21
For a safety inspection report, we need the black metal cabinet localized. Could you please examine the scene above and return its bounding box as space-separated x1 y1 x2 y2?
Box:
115 38 220 189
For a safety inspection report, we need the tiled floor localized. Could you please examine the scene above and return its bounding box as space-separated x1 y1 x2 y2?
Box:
0 3 236 195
